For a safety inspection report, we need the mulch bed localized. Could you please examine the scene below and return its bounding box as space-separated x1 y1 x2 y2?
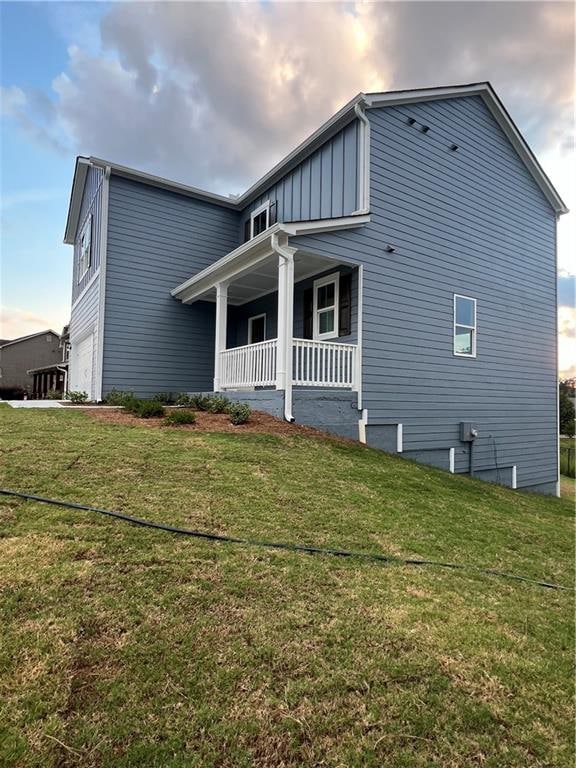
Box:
82 406 336 438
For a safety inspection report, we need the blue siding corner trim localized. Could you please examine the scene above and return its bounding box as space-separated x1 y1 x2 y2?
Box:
102 177 240 397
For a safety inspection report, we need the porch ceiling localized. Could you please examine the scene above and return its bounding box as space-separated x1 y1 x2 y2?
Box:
200 251 340 306
171 215 369 306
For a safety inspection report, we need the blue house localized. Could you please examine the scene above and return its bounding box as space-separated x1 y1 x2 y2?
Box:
64 82 567 495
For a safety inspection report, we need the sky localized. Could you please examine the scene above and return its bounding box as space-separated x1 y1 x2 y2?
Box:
0 1 574 375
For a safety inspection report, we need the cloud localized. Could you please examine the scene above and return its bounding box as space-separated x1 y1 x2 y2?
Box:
0 306 67 341
3 1 569 195
6 3 386 192
370 2 574 148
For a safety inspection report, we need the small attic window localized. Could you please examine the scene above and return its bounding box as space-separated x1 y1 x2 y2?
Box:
250 201 270 238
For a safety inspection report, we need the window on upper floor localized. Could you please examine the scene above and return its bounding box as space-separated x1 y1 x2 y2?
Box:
242 200 272 243
78 215 92 281
454 295 477 357
313 273 340 341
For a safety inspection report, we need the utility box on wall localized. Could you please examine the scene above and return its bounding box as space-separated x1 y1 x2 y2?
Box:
459 422 478 442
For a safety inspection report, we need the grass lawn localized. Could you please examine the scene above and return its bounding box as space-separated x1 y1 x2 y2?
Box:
0 408 574 767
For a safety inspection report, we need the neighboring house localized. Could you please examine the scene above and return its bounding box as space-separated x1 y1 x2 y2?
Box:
0 330 61 397
64 82 567 495
27 325 70 398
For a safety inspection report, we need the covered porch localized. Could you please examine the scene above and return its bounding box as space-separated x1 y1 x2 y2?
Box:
171 220 366 408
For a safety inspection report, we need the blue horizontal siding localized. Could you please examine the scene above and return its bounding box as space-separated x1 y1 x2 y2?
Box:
102 177 240 397
291 94 558 493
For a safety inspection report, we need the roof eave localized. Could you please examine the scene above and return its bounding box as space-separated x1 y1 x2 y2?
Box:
63 158 90 244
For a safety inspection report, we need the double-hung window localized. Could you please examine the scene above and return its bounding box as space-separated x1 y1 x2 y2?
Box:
78 215 92 281
454 294 477 357
313 273 339 340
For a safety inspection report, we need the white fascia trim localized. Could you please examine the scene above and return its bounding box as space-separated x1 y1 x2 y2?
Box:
95 166 111 401
364 83 568 215
171 215 371 303
281 214 370 236
64 158 91 244
89 157 238 209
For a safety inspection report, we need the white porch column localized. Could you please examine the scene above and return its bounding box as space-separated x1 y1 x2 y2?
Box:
213 281 228 392
275 252 294 391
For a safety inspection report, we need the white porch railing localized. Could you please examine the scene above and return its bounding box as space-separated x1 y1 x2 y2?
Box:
220 339 277 389
293 338 357 389
220 338 358 390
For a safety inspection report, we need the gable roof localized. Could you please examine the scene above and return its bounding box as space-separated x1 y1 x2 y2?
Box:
0 330 60 350
64 81 567 244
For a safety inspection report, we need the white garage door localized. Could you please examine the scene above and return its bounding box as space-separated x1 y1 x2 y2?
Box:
74 334 94 398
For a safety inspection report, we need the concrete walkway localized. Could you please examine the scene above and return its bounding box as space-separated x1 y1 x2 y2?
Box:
4 400 64 408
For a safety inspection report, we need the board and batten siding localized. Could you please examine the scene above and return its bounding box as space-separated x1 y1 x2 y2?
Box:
240 120 359 235
102 177 241 397
292 95 558 494
71 166 104 302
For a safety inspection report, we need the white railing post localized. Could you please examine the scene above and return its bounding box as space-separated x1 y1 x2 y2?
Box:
213 281 228 392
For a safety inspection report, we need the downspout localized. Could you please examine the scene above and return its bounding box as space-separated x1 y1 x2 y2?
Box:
271 231 295 422
352 100 370 215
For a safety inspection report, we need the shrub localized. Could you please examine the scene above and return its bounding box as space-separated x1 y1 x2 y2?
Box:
67 391 88 404
46 390 64 400
228 402 251 425
105 389 135 407
175 393 192 406
126 399 165 419
153 392 176 405
189 394 212 411
205 395 231 414
164 409 196 426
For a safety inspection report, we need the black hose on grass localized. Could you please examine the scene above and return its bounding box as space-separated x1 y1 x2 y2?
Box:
0 488 571 592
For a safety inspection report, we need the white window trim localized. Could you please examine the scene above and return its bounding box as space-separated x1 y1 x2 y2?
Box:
78 214 92 283
453 294 477 358
247 313 267 344
250 200 270 239
313 272 340 341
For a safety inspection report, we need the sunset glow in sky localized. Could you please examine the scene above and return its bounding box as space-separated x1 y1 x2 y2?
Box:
1 1 574 375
